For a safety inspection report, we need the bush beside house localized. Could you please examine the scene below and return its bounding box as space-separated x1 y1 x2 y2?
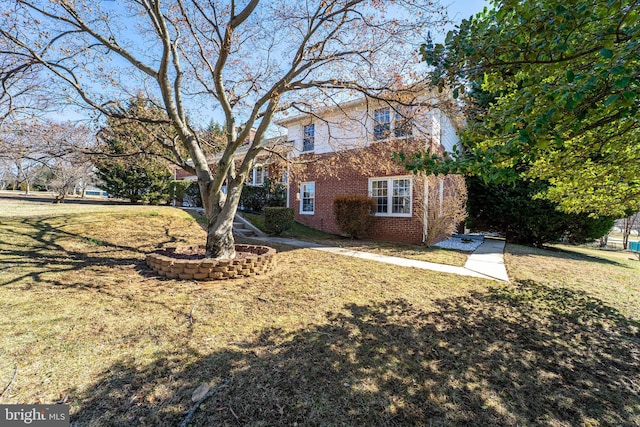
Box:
239 178 286 213
264 207 294 235
333 195 376 239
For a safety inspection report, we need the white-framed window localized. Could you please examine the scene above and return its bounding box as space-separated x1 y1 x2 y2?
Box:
374 107 391 140
255 165 265 185
247 164 268 186
394 107 413 138
303 124 315 152
369 176 412 217
300 181 315 214
373 106 414 140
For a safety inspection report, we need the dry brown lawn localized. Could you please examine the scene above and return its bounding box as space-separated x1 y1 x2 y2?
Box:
0 199 638 426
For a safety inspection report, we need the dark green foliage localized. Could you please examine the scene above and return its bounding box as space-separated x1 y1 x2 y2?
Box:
264 207 294 236
168 180 192 204
466 177 614 247
333 195 376 239
184 181 202 207
167 180 202 207
240 185 268 213
93 96 174 204
95 163 172 204
240 178 286 213
563 215 615 245
403 0 640 217
265 179 287 208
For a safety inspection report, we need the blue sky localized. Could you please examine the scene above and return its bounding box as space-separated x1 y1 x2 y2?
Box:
449 0 489 22
440 0 489 39
52 0 492 126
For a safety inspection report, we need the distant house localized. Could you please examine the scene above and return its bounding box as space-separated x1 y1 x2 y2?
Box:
173 129 288 206
276 95 464 245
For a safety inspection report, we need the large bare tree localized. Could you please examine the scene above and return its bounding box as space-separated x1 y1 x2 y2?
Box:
0 0 445 258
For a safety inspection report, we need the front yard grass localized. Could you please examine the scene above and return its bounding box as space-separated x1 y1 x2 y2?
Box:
241 211 468 266
0 200 638 426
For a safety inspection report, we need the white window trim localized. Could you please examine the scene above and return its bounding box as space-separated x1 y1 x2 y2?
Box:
302 124 315 153
373 107 391 140
368 175 413 217
247 164 267 187
372 106 414 142
300 181 315 215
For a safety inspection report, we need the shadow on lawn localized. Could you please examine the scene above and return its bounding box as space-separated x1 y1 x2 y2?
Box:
0 216 180 287
70 280 640 427
509 243 629 268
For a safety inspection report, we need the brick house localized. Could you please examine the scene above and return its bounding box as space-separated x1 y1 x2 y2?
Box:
173 129 288 206
277 96 463 245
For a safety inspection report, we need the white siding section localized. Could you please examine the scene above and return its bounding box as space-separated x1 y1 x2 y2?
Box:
281 99 460 155
412 109 439 149
287 109 371 155
439 111 460 153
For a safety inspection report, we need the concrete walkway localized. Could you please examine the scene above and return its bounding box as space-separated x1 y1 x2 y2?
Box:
464 238 509 282
251 236 509 282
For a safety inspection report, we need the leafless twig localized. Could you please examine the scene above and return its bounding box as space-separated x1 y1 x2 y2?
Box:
188 302 198 325
179 377 231 427
0 365 18 402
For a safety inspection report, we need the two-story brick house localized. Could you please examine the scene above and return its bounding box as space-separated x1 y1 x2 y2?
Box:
277 96 463 245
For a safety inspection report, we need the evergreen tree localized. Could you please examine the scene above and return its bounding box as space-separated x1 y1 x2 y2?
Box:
466 177 614 247
93 96 173 204
448 47 615 247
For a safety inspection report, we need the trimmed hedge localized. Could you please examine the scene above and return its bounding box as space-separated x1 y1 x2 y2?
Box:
333 195 376 238
264 207 294 235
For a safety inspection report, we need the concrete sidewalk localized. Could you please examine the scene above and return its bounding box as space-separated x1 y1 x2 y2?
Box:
464 238 509 282
251 236 509 282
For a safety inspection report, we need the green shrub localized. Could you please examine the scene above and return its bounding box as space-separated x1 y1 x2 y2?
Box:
184 181 202 207
466 177 615 247
240 185 268 212
168 180 192 204
240 178 287 212
333 195 376 238
264 207 294 235
265 179 287 208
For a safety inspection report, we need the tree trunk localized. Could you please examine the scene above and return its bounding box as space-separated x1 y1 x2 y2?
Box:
622 217 631 250
201 178 244 259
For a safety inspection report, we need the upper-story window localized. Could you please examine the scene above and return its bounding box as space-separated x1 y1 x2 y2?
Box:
303 124 315 152
374 107 391 140
394 108 413 138
373 106 414 140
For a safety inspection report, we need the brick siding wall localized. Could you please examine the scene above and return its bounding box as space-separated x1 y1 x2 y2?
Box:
291 146 425 244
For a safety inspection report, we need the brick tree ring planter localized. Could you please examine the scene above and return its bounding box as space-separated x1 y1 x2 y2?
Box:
146 244 276 280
